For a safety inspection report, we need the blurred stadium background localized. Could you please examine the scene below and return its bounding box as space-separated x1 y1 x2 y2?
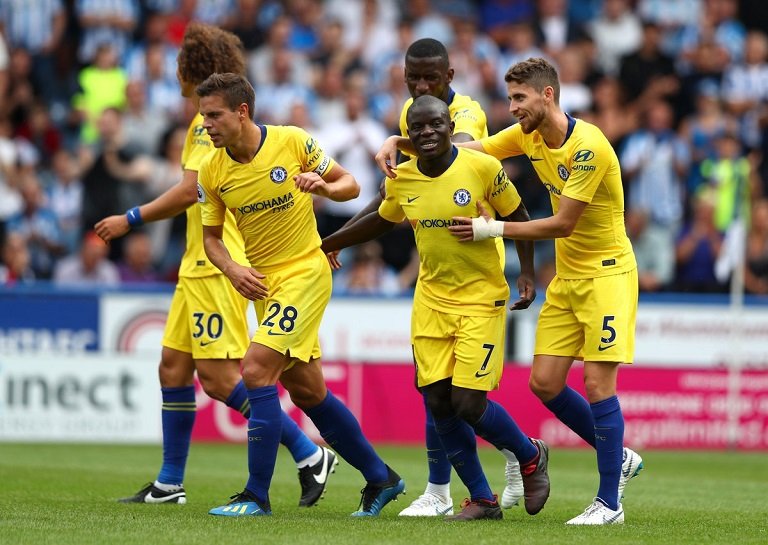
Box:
1 0 767 453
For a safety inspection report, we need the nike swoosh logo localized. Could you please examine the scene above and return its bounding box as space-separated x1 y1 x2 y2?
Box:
145 491 184 503
475 371 491 378
598 344 616 351
530 157 544 162
221 185 232 193
267 330 285 336
621 465 632 478
312 450 330 484
407 196 420 203
247 426 263 432
200 339 219 346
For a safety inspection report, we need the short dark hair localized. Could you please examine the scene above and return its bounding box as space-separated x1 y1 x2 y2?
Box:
405 38 449 68
406 94 449 125
504 57 560 104
196 73 255 119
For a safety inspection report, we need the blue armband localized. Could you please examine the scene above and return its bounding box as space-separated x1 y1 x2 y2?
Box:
126 206 144 227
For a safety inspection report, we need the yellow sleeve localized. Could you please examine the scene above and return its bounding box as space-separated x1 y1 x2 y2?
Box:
378 178 405 223
198 157 226 227
292 127 336 176
479 124 525 160
486 163 522 217
452 102 487 140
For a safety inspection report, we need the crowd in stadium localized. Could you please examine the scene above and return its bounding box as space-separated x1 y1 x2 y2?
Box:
0 0 767 295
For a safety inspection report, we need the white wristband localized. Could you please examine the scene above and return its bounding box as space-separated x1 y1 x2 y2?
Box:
471 216 505 241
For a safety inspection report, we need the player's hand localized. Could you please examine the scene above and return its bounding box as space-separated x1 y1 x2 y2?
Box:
228 265 269 300
326 250 342 270
374 136 400 179
510 273 536 310
94 215 130 242
450 201 504 242
294 172 330 196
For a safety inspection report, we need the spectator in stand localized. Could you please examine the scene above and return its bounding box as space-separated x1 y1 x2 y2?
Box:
447 17 499 108
582 76 638 148
621 99 689 233
15 101 63 169
121 80 171 156
253 47 315 125
248 14 311 88
6 173 64 279
678 79 739 195
284 0 322 53
53 229 120 286
79 107 148 256
0 231 35 285
675 189 725 292
495 21 547 99
314 82 389 237
534 0 588 58
745 198 768 295
406 0 454 46
588 0 643 76
71 43 128 145
721 29 768 147
124 12 177 90
325 0 399 71
479 0 536 48
226 0 279 52
618 20 680 110
625 208 675 291
117 231 160 283
698 130 754 232
45 149 84 256
678 0 746 72
555 45 592 115
74 0 139 65
636 0 702 58
0 0 66 98
333 240 410 297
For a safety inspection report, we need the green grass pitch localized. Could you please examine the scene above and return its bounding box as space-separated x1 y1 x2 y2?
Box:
1 443 766 545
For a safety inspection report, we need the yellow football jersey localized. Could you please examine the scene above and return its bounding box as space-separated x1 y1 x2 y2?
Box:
179 113 248 277
198 125 335 272
480 116 636 279
399 90 488 144
379 147 521 316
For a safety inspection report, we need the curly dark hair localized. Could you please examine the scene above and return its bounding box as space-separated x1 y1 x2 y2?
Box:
177 22 247 86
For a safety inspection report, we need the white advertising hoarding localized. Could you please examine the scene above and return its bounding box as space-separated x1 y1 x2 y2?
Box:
0 354 161 442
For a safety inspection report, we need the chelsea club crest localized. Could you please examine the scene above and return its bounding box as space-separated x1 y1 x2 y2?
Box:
270 166 288 183
558 164 570 181
453 188 471 206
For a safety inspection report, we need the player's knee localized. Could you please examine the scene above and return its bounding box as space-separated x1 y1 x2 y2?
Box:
529 373 559 402
287 385 326 410
197 376 230 402
452 390 486 425
582 377 614 404
157 358 193 388
424 393 452 420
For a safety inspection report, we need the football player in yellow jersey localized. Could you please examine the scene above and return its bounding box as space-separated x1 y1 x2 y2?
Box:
445 58 644 525
94 24 334 508
342 38 528 516
322 95 550 521
195 73 404 518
